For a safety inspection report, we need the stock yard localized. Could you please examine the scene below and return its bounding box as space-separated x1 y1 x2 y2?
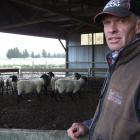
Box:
0 74 104 130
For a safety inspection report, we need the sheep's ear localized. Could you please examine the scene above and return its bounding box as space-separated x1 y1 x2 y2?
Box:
47 72 54 77
41 74 50 81
40 74 46 78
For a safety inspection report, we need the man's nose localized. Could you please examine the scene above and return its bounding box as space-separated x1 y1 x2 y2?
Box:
108 22 118 33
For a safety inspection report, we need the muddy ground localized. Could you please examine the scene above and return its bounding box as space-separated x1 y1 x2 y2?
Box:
0 77 104 130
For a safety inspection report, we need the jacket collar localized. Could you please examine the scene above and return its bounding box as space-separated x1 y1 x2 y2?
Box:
106 38 140 72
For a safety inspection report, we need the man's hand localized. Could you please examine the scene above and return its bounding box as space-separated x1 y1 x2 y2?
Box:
67 122 88 140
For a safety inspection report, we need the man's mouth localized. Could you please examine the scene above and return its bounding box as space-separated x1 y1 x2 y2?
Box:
108 37 121 44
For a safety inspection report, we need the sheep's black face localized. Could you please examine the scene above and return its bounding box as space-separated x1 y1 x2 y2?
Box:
40 74 51 85
11 75 18 82
47 72 54 78
74 73 81 80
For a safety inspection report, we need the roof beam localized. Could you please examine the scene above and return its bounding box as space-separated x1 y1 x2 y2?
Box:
9 0 97 28
0 18 52 30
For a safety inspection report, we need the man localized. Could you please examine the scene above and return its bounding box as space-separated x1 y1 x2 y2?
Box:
67 0 140 140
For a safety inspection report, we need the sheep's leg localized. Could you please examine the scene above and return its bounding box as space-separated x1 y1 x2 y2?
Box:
9 86 13 95
14 89 18 95
68 92 74 101
54 90 59 102
2 87 4 95
0 87 3 95
77 91 82 99
17 95 23 104
0 86 4 95
7 87 9 94
6 86 9 94
58 94 64 102
37 93 42 102
44 86 48 96
50 90 55 98
12 87 17 95
11 87 14 95
42 85 48 96
0 87 2 95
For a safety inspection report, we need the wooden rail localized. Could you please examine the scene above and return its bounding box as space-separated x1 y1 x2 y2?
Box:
20 68 108 73
0 129 87 140
0 68 19 74
0 68 108 77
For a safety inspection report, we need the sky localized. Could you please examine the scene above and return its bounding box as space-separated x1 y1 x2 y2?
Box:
0 32 66 59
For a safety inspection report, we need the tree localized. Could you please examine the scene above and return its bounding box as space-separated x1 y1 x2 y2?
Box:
47 52 51 58
13 47 21 58
31 51 35 58
22 49 29 58
6 47 22 58
42 49 47 58
34 54 40 58
6 49 13 59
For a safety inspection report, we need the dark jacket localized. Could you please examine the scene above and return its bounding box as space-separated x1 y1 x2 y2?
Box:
89 38 140 140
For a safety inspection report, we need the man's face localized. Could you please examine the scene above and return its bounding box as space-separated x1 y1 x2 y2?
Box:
103 14 139 51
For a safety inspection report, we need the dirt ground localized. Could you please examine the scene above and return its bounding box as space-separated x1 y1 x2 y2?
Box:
0 77 104 130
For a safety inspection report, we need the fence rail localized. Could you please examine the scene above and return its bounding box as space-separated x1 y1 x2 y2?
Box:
0 68 108 78
0 129 87 140
0 68 19 73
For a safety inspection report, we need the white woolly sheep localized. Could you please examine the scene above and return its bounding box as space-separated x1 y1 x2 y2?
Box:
17 74 50 103
54 76 87 101
50 73 81 97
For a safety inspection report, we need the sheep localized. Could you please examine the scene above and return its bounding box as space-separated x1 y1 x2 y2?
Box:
46 71 55 94
5 75 18 94
54 76 87 101
17 74 50 103
0 77 4 95
50 72 81 98
65 73 81 80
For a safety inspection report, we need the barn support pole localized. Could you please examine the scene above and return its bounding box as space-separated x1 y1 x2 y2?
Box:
58 39 66 51
92 32 95 76
92 45 95 77
58 39 68 74
65 40 68 70
65 40 69 76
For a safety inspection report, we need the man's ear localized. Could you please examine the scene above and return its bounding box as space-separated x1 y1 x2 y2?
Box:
136 18 140 34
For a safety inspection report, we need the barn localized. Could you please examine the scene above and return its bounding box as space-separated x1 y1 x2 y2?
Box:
0 0 109 139
0 0 109 77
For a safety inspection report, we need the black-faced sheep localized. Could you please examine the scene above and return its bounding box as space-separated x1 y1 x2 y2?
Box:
17 74 50 103
47 72 55 78
54 76 87 101
6 75 18 94
50 73 81 98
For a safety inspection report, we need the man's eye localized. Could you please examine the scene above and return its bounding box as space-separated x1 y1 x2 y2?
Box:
120 19 125 22
102 20 110 25
119 18 127 23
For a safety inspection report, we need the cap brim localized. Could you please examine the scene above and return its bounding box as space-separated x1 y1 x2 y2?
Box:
94 7 132 23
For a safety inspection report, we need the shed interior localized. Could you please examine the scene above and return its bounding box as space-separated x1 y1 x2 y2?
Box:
0 0 107 39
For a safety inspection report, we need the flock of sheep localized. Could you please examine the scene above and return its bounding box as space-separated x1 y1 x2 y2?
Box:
0 72 87 103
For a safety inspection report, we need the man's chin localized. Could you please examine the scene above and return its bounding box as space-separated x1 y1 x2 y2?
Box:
108 44 123 51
